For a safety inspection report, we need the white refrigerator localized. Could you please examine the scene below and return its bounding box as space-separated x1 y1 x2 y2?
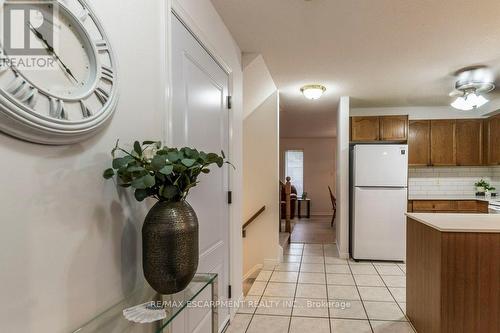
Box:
351 144 408 261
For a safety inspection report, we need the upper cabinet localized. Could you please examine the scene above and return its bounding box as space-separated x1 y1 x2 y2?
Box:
350 115 408 142
380 116 409 141
409 120 430 166
456 119 483 166
430 120 456 166
485 114 500 165
351 116 380 141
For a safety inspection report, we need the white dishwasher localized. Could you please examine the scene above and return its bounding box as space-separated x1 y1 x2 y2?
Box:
489 200 500 214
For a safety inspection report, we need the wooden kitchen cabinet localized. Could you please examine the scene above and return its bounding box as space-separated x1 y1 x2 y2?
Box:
485 114 500 165
456 119 483 166
430 120 456 166
380 115 408 141
408 200 489 213
350 116 380 141
350 115 408 142
408 120 431 166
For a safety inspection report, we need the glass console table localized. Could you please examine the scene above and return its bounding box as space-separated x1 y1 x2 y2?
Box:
72 273 218 333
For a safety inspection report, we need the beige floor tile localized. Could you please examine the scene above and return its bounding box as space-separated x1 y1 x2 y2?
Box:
289 317 330 333
303 248 325 256
276 262 301 272
270 271 299 283
296 283 328 299
327 273 355 286
398 264 406 273
301 255 324 264
284 248 303 255
324 248 340 257
331 319 372 333
382 275 406 288
364 301 406 321
226 314 252 333
237 295 261 314
256 297 294 316
262 261 277 271
326 264 350 274
255 270 272 282
304 244 323 250
298 272 326 284
300 263 325 273
358 286 394 302
289 243 304 249
264 282 296 297
329 300 367 319
375 264 405 276
246 314 290 333
292 298 329 318
398 302 406 314
325 257 348 265
283 255 302 263
350 264 377 275
371 320 415 332
354 274 385 287
247 281 267 296
389 287 406 302
328 285 361 300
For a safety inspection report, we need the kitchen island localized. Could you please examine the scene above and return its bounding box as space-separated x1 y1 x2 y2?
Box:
406 213 500 333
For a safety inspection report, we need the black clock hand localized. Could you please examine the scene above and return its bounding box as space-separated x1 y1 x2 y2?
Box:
28 23 79 84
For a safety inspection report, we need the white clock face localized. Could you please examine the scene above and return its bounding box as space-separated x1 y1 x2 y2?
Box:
0 0 118 144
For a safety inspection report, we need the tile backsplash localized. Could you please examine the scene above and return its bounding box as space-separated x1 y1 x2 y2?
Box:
409 166 500 197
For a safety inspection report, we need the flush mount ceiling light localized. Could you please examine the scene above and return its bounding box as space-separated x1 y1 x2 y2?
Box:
300 84 326 100
450 66 495 111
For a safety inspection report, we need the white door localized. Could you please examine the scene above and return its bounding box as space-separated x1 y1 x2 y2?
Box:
352 187 407 261
171 14 230 333
354 145 408 187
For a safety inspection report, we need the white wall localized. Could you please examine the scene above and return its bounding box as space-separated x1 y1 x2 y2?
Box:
0 0 244 331
280 137 336 215
242 56 280 276
336 97 350 258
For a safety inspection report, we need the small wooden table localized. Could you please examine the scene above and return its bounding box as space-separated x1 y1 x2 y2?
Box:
297 198 311 218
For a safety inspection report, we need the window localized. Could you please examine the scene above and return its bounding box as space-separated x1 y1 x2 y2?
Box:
285 150 304 196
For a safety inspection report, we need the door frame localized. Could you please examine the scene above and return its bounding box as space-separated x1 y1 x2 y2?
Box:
160 0 240 323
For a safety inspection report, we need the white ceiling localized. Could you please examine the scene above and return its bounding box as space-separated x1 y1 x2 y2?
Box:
211 0 500 137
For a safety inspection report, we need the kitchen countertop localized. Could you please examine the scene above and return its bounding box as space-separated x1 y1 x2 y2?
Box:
406 213 500 233
408 195 499 203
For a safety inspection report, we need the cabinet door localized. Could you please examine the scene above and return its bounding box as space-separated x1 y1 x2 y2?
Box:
380 115 408 141
485 115 500 165
456 119 483 166
409 120 431 166
430 120 456 166
351 116 379 141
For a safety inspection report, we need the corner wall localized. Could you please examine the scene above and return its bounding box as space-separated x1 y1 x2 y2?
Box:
336 97 350 258
242 55 280 276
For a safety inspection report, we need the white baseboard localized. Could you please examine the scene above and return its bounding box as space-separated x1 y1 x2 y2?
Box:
243 263 262 280
337 242 350 259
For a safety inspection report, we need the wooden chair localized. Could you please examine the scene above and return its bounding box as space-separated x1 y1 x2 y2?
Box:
328 186 337 227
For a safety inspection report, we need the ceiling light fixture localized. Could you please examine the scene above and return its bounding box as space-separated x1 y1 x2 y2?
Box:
451 90 489 111
449 66 495 111
300 84 326 100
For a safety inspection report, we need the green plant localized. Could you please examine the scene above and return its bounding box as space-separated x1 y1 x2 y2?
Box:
103 140 232 202
475 179 495 191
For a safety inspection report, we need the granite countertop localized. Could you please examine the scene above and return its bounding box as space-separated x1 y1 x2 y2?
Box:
406 213 500 233
408 195 499 203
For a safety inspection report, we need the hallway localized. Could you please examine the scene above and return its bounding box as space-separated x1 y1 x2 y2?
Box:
226 243 413 333
290 216 335 244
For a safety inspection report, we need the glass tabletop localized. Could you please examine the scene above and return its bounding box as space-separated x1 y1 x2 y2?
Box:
72 273 217 333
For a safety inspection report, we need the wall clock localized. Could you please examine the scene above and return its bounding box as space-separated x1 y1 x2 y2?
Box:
0 0 118 144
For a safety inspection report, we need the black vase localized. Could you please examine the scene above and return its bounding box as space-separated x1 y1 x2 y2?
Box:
142 200 199 294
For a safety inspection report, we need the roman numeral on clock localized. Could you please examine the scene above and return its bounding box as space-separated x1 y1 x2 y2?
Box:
95 87 109 104
101 65 114 83
6 76 38 108
49 97 67 120
95 40 109 52
80 100 92 118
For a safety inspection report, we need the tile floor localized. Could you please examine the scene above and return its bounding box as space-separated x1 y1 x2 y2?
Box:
226 243 415 333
